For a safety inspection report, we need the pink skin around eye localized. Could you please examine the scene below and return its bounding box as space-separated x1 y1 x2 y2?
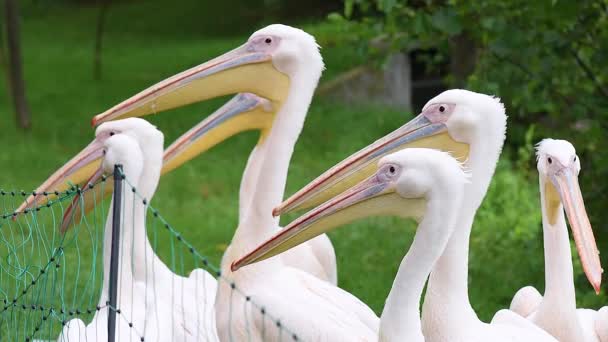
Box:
422 103 455 124
249 36 281 54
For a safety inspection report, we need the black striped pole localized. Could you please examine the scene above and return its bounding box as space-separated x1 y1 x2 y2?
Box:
108 164 123 342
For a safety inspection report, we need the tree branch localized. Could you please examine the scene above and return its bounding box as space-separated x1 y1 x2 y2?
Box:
569 48 608 99
489 50 598 115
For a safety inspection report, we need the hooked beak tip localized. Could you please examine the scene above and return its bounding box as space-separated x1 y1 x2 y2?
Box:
271 207 281 217
230 261 240 272
593 271 603 294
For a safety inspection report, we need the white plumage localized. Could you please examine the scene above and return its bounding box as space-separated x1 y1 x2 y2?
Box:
509 138 605 342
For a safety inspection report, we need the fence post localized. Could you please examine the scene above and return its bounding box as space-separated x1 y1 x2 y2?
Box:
108 164 123 342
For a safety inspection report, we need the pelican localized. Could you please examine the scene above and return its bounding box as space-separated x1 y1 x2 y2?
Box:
241 89 565 341
508 139 605 342
233 147 469 341
58 123 153 341
28 118 218 341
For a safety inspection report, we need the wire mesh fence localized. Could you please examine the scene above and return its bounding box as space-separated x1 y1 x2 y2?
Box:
0 183 108 341
0 166 299 341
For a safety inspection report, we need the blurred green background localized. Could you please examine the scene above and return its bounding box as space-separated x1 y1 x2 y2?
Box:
0 0 606 337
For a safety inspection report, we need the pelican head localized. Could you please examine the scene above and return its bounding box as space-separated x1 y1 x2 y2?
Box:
232 148 469 270
274 89 506 216
101 134 144 183
536 139 603 293
91 24 323 126
17 118 162 221
58 128 148 233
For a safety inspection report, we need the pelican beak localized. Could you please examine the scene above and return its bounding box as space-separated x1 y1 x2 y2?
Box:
60 163 106 233
546 166 603 293
16 138 108 216
162 93 274 174
274 112 469 216
231 171 425 271
91 44 289 126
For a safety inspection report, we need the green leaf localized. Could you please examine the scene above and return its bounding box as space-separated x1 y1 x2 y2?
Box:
379 0 397 13
430 7 462 35
344 0 354 18
327 12 345 22
413 13 427 35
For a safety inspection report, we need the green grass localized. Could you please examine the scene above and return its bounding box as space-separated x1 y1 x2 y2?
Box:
0 1 605 339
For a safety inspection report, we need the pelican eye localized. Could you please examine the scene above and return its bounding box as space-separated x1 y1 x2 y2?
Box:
380 164 400 181
573 156 577 162
109 132 115 136
439 105 445 113
265 38 272 44
547 157 553 164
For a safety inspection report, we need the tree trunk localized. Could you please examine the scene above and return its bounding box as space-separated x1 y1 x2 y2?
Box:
93 0 110 80
5 0 31 129
0 4 6 71
448 32 478 88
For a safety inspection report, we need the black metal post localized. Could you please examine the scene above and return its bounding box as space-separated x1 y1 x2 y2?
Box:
108 164 123 342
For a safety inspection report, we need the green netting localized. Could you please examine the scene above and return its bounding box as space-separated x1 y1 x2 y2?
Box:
0 183 108 341
0 170 300 341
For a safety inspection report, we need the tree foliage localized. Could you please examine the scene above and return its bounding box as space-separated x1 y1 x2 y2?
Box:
334 0 608 299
